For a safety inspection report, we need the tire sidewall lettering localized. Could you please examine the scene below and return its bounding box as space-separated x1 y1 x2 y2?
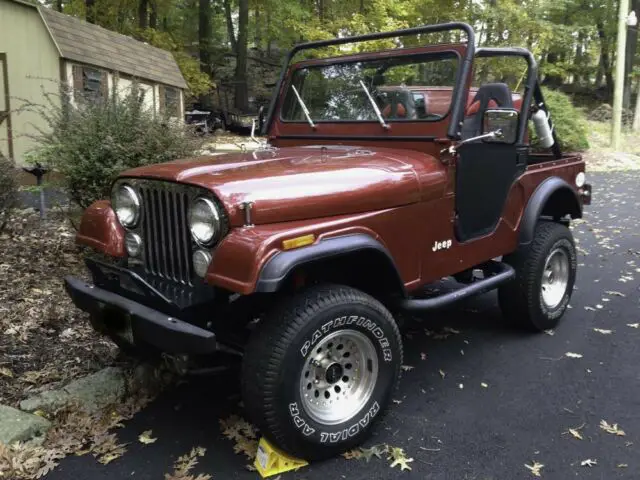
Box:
300 315 393 362
285 308 399 447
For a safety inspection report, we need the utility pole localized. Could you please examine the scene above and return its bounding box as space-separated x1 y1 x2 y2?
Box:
612 0 631 148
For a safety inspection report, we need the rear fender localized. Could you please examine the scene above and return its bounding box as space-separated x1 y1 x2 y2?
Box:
519 177 581 246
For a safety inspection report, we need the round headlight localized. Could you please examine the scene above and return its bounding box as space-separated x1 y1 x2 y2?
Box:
575 172 586 188
113 184 140 228
189 197 220 245
125 232 142 257
193 249 212 277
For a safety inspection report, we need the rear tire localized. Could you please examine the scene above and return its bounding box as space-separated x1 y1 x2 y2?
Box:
499 222 576 331
241 284 402 460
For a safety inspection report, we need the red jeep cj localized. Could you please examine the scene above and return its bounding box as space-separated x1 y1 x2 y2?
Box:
65 22 591 459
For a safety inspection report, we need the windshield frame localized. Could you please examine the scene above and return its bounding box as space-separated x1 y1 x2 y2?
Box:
263 22 475 139
278 49 462 125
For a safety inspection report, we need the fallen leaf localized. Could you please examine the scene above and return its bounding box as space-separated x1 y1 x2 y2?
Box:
0 367 13 378
585 306 596 311
401 365 414 372
439 369 445 379
600 420 625 436
593 328 612 334
420 353 427 360
458 383 464 389
387 446 413 471
341 449 362 460
98 451 123 465
565 352 583 358
525 461 544 477
581 459 597 467
627 323 639 328
164 446 210 480
605 291 625 297
568 428 583 440
392 399 402 405
360 444 387 462
481 382 488 388
442 327 460 334
544 329 555 336
138 430 157 445
617 463 628 468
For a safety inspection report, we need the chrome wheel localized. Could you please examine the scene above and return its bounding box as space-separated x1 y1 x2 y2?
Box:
541 247 570 309
299 329 378 425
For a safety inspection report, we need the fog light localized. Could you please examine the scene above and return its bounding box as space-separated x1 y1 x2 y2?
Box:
193 250 212 278
125 232 142 257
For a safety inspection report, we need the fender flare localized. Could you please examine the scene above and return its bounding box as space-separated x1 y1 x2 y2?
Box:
519 177 581 246
255 234 406 294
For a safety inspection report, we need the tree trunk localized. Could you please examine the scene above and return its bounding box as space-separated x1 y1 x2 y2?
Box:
254 2 261 51
318 0 324 21
359 0 364 14
266 6 271 56
138 0 148 29
85 0 95 23
55 0 62 12
235 0 249 111
597 20 614 102
199 0 212 75
633 78 640 131
224 0 237 51
149 0 158 29
623 0 639 108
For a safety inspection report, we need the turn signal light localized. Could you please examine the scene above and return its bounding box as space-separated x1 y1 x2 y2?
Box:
282 234 316 251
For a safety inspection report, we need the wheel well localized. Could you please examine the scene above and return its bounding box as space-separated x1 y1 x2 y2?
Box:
540 187 581 220
284 249 406 299
519 178 582 246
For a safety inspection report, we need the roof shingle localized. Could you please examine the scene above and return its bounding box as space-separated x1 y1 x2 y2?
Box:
39 7 187 89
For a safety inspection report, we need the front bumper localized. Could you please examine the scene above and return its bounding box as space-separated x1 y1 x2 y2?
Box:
64 266 217 355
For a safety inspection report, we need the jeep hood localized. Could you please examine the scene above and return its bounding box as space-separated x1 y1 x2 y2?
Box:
123 146 445 226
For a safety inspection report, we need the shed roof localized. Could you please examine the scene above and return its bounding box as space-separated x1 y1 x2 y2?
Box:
35 6 187 89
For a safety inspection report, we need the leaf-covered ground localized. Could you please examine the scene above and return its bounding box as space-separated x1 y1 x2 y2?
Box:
0 211 118 407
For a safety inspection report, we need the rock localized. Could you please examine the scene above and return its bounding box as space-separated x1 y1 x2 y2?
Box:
0 405 51 445
130 363 158 394
20 367 126 414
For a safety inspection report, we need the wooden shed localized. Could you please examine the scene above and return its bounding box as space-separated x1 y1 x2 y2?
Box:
0 0 187 167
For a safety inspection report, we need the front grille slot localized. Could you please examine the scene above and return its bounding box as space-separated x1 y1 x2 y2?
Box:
140 185 193 285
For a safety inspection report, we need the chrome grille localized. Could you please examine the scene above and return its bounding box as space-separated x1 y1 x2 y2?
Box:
139 184 193 285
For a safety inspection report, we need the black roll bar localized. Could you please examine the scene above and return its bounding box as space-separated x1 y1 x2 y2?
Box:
262 22 476 140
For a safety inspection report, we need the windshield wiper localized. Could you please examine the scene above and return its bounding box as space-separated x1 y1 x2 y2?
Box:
359 80 389 130
290 85 316 129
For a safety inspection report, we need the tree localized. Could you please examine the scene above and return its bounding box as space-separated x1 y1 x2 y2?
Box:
234 0 249 110
138 0 148 29
199 0 212 75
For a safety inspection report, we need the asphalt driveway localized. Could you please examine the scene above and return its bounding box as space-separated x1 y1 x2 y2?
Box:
46 171 640 480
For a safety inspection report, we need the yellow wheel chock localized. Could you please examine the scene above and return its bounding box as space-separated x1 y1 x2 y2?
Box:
254 437 309 478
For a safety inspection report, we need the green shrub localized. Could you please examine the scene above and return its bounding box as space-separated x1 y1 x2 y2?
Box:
28 86 202 209
533 87 589 152
0 153 18 232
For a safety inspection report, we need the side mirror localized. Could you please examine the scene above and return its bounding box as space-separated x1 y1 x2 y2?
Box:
482 108 519 144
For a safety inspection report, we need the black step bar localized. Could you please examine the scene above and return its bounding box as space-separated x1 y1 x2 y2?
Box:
398 261 515 312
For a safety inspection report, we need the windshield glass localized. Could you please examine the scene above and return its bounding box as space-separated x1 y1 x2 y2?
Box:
281 52 459 123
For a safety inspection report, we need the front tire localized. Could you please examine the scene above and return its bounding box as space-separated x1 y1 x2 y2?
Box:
499 221 577 331
241 284 402 460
